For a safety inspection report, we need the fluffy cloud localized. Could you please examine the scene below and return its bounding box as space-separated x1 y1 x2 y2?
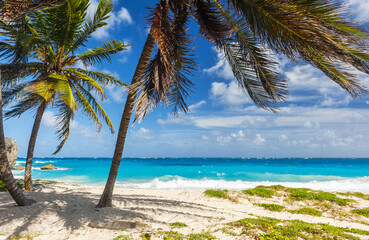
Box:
88 1 133 39
204 47 234 80
210 81 252 107
253 134 266 145
188 100 206 111
42 111 57 128
347 0 369 23
132 127 154 140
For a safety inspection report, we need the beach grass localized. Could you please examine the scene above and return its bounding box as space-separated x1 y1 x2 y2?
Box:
352 208 369 218
286 188 351 206
170 222 188 228
288 208 323 217
242 186 275 198
259 203 285 212
112 235 131 240
204 189 228 198
339 192 369 201
161 231 216 240
228 216 369 239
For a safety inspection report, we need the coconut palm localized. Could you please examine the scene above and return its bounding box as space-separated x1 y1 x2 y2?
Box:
0 0 65 21
97 0 369 207
0 0 127 202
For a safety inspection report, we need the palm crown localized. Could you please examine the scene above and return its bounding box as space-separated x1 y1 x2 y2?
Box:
0 0 127 153
133 0 369 121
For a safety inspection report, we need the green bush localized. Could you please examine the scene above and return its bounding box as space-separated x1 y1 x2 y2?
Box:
289 208 322 217
204 189 228 198
352 208 369 218
260 204 285 212
243 186 275 198
169 222 187 228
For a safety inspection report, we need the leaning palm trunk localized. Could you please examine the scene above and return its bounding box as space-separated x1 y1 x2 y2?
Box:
97 31 155 208
0 81 35 206
24 101 47 191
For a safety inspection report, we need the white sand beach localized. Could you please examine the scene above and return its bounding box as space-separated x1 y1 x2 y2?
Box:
0 183 369 240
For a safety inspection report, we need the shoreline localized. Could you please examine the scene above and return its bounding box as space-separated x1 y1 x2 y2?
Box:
1 182 369 239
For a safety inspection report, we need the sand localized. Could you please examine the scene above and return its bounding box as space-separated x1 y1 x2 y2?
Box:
0 183 369 240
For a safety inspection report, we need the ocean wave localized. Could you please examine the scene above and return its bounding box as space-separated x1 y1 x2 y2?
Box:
32 167 69 171
116 176 369 193
34 160 56 164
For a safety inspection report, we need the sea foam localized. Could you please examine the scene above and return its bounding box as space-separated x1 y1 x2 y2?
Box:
116 176 369 193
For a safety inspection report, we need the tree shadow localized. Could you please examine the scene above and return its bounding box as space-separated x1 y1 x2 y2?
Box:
0 185 221 237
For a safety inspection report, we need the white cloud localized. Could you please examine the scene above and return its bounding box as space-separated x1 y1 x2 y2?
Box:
321 96 351 107
70 120 102 138
104 85 127 103
102 70 127 103
279 134 288 141
117 7 133 24
42 111 57 128
347 0 369 23
204 47 234 80
132 127 154 140
210 80 252 107
189 100 206 111
253 134 265 145
88 1 134 39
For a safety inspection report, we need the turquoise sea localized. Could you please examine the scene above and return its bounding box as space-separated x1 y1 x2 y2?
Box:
13 158 369 192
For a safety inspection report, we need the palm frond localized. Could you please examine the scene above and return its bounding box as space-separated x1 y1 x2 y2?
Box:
0 0 65 21
227 0 368 96
78 40 128 66
75 68 126 86
69 0 113 53
71 81 114 133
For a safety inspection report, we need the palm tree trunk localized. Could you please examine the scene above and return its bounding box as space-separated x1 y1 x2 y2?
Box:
24 101 47 191
96 31 155 208
0 84 35 206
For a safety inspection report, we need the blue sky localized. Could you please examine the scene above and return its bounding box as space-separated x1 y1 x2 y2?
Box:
4 0 369 158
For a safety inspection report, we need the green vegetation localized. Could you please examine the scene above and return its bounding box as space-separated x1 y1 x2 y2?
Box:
204 189 237 202
187 233 216 240
0 180 5 192
227 216 369 239
288 208 323 217
243 186 275 198
9 233 40 240
161 231 215 240
352 208 369 218
170 222 188 228
0 180 24 191
112 235 131 240
259 204 285 212
204 189 228 199
286 188 351 206
340 192 369 201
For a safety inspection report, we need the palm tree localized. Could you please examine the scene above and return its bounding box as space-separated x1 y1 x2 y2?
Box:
0 0 127 202
97 0 369 208
0 0 65 21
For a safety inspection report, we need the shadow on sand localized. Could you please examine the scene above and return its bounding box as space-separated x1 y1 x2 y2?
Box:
0 184 219 237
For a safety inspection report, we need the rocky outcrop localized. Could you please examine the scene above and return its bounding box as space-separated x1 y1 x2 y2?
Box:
12 165 24 171
40 164 57 170
5 137 17 168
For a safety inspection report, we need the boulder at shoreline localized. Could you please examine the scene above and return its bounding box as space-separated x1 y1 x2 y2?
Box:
12 165 24 171
5 137 17 168
40 164 57 170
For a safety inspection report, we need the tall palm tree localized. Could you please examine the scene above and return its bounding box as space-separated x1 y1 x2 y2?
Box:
97 0 369 208
0 0 127 203
0 0 65 206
